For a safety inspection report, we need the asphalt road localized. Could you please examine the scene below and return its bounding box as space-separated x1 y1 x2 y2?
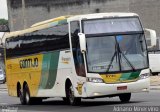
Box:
0 90 160 112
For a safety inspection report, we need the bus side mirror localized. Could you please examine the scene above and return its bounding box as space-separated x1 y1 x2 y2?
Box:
78 33 86 53
144 28 157 49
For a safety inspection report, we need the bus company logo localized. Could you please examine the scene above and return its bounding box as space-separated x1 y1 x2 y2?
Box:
19 58 38 69
61 57 71 64
106 74 116 78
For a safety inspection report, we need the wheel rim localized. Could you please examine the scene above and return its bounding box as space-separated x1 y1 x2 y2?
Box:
25 91 30 104
69 85 74 104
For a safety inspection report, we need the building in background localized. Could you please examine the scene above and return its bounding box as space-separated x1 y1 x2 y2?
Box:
7 0 160 48
0 33 5 73
0 47 4 70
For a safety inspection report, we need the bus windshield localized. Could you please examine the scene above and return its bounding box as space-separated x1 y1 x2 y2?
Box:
83 18 148 73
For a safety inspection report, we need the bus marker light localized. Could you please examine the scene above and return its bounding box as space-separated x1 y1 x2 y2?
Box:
93 92 101 96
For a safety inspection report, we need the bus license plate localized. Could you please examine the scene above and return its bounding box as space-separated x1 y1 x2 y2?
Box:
117 86 127 90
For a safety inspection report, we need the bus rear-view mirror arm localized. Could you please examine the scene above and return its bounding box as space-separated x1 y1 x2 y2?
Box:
78 33 86 53
144 28 157 48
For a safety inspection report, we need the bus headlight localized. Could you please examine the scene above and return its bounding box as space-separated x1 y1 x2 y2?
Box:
139 73 150 79
87 77 104 83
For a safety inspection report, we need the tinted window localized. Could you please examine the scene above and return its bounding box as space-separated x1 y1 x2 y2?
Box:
83 17 142 34
71 21 85 77
6 24 69 58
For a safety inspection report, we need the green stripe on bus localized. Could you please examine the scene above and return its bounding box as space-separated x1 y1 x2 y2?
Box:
58 19 67 25
119 71 140 81
40 51 60 89
40 54 50 89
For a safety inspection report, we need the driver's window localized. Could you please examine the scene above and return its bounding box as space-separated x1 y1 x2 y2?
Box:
71 21 85 77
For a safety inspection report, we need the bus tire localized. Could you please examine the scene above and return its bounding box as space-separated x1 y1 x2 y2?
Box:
62 97 68 104
152 72 158 76
119 93 131 103
30 98 43 104
66 82 81 106
18 87 25 105
23 84 32 105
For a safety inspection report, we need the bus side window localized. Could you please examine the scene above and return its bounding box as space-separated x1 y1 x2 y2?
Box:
71 21 86 77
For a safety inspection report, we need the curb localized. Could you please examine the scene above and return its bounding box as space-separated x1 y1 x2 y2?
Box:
0 88 7 91
150 88 160 90
150 85 160 90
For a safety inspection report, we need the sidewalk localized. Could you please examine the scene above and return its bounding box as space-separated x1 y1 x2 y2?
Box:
150 76 160 90
150 86 160 90
0 83 7 91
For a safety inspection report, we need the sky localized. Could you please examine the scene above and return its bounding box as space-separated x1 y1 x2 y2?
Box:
0 0 8 19
0 0 8 39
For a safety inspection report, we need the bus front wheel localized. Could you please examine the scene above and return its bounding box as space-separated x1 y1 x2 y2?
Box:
65 82 81 106
119 93 131 103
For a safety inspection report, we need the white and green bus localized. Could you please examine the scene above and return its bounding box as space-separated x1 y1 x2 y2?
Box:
4 13 156 105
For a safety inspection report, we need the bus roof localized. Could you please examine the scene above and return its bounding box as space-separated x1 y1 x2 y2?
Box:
31 16 70 27
4 16 70 39
67 12 138 22
4 12 138 39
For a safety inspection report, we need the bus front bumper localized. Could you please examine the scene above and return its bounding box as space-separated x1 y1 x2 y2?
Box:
83 78 150 98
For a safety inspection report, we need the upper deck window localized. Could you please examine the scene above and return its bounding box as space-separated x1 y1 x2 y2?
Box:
83 17 143 34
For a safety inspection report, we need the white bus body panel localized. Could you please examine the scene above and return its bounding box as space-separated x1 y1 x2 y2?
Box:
83 78 149 98
149 53 160 73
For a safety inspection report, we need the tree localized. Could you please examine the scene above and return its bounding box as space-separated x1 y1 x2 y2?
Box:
0 19 8 25
0 19 9 32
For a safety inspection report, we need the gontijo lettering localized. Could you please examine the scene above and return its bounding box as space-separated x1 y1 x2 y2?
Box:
19 58 38 69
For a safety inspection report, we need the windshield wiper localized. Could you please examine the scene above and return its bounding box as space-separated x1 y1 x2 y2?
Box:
117 44 136 71
106 36 135 72
106 38 136 73
106 43 118 72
